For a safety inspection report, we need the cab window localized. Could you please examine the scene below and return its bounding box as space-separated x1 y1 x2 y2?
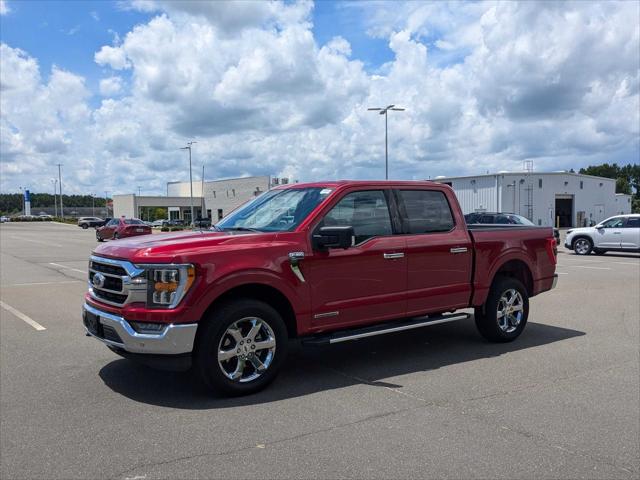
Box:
399 190 454 233
321 190 392 244
624 217 639 228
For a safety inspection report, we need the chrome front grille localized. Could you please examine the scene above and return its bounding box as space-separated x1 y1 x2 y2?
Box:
88 255 147 307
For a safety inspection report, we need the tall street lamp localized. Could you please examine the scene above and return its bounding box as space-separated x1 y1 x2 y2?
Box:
105 191 110 218
51 179 58 217
57 163 64 218
180 141 197 225
367 105 405 180
91 193 95 217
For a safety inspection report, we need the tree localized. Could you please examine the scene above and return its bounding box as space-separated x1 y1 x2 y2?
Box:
616 177 631 194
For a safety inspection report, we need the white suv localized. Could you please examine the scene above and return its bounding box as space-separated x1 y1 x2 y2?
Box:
565 214 640 255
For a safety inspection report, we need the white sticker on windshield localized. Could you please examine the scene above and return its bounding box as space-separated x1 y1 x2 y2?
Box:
320 189 333 195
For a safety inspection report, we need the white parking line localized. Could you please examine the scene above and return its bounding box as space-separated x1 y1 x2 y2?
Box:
49 262 86 274
0 300 46 331
571 265 611 270
2 280 84 287
556 272 569 275
611 261 640 266
10 237 63 248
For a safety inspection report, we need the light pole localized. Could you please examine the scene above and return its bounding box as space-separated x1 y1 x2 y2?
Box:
137 186 142 197
367 105 405 180
104 191 109 218
51 179 58 217
180 141 197 225
19 186 24 215
57 163 64 218
91 194 95 216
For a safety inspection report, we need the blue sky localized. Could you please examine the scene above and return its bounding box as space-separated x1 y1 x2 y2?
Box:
1 1 638 195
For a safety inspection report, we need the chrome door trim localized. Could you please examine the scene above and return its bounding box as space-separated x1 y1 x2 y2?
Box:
450 247 468 254
383 252 405 259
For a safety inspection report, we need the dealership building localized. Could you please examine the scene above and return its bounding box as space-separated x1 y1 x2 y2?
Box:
435 171 632 228
113 175 292 222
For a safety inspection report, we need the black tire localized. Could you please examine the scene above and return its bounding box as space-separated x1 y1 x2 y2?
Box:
194 298 288 396
572 237 593 255
113 232 119 240
96 231 103 242
594 249 606 255
82 223 88 229
474 276 529 343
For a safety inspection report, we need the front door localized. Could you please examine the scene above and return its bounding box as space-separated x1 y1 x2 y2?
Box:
396 188 473 316
595 216 625 248
100 219 118 239
621 217 640 249
304 189 407 329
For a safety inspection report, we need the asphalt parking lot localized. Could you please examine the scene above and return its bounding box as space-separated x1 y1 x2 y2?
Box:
1 222 638 479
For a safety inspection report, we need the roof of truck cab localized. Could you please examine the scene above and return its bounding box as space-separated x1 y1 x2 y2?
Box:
272 180 443 189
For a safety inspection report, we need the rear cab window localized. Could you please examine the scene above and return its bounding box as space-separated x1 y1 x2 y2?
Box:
397 189 455 234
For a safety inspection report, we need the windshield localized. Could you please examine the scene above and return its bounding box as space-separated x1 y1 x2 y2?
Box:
216 187 333 232
508 215 535 226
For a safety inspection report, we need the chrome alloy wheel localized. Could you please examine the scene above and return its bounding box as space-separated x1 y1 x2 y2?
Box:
496 289 524 333
574 239 590 255
217 317 276 383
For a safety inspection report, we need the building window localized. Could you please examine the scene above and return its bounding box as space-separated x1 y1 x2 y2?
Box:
538 179 542 188
232 189 236 197
212 191 216 198
580 181 583 189
564 181 569 186
217 209 223 220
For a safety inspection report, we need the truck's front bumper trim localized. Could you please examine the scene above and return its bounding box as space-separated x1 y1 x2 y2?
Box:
83 303 197 355
551 273 559 289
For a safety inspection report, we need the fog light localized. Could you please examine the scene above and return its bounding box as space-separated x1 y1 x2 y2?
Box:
129 321 166 334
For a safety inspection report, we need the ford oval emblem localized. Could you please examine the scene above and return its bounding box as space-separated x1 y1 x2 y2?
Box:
92 272 106 289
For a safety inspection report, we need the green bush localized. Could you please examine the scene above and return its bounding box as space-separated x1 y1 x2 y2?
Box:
170 227 184 232
160 227 170 232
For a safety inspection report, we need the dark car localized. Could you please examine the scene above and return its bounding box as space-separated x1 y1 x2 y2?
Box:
96 217 152 241
193 217 212 228
163 219 185 227
78 217 105 229
464 212 560 244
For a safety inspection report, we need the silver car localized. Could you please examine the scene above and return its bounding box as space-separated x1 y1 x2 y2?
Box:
565 214 640 255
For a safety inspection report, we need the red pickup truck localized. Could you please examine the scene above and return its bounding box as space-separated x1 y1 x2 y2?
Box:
83 181 557 395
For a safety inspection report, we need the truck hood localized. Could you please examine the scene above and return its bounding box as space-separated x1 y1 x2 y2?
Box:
92 230 274 264
566 226 595 236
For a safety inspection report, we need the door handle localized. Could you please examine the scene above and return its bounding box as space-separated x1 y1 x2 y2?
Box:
383 252 405 259
450 247 468 254
613 232 622 234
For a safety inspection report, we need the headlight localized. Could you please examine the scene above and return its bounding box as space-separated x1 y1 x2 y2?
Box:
137 264 195 308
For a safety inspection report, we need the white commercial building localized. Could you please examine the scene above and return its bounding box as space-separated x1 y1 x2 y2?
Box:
114 175 291 222
435 171 632 228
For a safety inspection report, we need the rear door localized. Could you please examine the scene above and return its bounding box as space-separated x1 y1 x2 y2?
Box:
621 217 640 250
396 188 473 316
304 189 407 328
595 217 625 248
100 219 118 238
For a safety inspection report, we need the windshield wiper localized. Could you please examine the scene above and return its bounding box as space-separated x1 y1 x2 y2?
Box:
221 226 263 233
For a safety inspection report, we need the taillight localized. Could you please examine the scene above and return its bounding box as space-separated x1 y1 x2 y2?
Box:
546 237 557 265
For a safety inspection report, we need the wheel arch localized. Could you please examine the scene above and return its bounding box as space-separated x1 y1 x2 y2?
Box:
491 259 534 297
571 234 593 248
198 283 298 341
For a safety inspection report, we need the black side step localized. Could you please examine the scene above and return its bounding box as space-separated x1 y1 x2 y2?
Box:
302 312 470 346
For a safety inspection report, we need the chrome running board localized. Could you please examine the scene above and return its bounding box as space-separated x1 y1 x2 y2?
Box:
302 312 470 346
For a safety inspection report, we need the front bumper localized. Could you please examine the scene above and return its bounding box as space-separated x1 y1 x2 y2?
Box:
82 303 198 355
564 241 572 250
551 273 558 289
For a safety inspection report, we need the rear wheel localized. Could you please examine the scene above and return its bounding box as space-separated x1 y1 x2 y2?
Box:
573 237 593 255
475 276 529 343
194 299 288 396
81 223 88 229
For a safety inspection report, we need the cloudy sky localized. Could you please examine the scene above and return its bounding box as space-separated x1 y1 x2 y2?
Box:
1 0 638 195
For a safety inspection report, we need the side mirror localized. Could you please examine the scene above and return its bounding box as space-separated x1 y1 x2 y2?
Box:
313 226 354 250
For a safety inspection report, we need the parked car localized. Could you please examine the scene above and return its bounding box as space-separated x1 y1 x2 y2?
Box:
151 219 165 228
163 219 185 227
193 217 212 228
0 216 9 223
95 217 152 241
38 214 53 220
83 181 557 396
564 214 640 255
78 217 105 229
465 212 561 245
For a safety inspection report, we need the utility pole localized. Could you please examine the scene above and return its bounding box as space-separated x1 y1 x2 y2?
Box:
105 191 109 218
51 179 58 217
180 141 197 225
137 186 141 196
57 163 64 218
367 105 405 180
201 164 205 218
91 194 95 216
19 186 24 215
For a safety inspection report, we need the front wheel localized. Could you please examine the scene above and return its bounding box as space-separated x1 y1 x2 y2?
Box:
82 224 88 229
475 276 529 343
194 299 288 396
96 231 103 242
113 232 119 240
573 237 593 255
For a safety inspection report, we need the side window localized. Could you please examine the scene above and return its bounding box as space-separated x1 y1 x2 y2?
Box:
624 218 639 228
602 217 624 228
322 190 392 244
398 190 454 233
107 219 118 227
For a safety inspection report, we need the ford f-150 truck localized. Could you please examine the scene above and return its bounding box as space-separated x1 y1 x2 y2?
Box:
83 181 558 395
